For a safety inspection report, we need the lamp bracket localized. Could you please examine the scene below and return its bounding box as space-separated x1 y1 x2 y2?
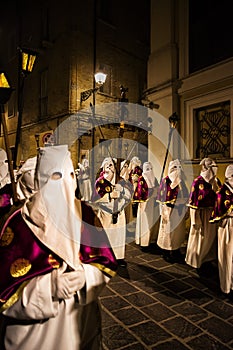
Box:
80 87 99 103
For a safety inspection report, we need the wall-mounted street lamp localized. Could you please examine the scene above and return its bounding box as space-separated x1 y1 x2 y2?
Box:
80 71 107 103
0 72 17 203
141 98 160 110
21 48 37 76
13 47 38 168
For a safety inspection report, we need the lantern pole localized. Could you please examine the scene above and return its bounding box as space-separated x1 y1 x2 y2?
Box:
159 112 179 183
13 48 37 169
0 73 18 204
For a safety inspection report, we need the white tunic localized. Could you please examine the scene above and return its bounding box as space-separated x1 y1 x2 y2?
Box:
218 217 233 294
0 264 109 350
135 193 160 247
157 204 186 250
185 207 217 268
97 205 126 260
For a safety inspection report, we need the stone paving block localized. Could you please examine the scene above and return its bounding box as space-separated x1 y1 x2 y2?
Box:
112 306 148 325
198 316 233 343
129 262 158 277
204 299 233 320
101 309 117 328
133 278 165 294
109 273 124 284
108 281 139 295
124 291 157 307
182 276 209 291
125 246 141 258
151 339 190 350
161 316 202 339
172 301 209 322
100 285 116 297
150 271 175 284
129 320 172 346
102 324 137 349
141 302 176 322
186 333 232 350
154 289 185 306
100 243 233 350
162 279 193 294
162 264 191 277
138 252 162 261
180 288 213 305
148 257 171 268
101 295 129 312
125 268 148 281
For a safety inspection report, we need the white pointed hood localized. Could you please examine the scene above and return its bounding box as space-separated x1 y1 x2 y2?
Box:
22 145 82 270
168 159 182 189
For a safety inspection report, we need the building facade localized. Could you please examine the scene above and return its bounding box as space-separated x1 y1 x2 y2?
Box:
146 0 233 182
0 0 150 172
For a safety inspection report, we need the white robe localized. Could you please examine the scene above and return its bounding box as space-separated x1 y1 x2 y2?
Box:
77 169 92 202
0 264 109 350
218 217 233 294
185 207 217 268
97 206 126 260
93 186 131 260
157 204 186 250
135 191 160 247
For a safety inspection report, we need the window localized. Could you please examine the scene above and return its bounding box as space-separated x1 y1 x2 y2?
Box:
189 0 233 73
194 101 230 159
39 69 48 118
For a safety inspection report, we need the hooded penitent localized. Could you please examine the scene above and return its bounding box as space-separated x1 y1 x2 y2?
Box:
22 145 82 270
101 157 116 184
142 161 156 188
210 164 233 222
0 148 10 189
0 145 117 310
16 156 37 200
188 157 220 209
200 157 218 183
120 160 130 181
225 164 233 188
168 159 182 189
128 156 141 173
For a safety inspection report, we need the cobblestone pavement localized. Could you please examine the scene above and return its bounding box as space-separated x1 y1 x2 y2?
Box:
100 242 233 350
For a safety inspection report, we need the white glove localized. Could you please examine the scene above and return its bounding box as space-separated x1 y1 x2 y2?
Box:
51 262 85 300
110 184 124 199
115 184 123 192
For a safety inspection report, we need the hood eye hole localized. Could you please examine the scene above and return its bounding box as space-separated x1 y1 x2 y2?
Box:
51 172 62 180
71 172 74 179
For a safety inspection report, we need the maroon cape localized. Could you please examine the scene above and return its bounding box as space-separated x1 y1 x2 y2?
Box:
0 202 117 310
210 183 233 222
